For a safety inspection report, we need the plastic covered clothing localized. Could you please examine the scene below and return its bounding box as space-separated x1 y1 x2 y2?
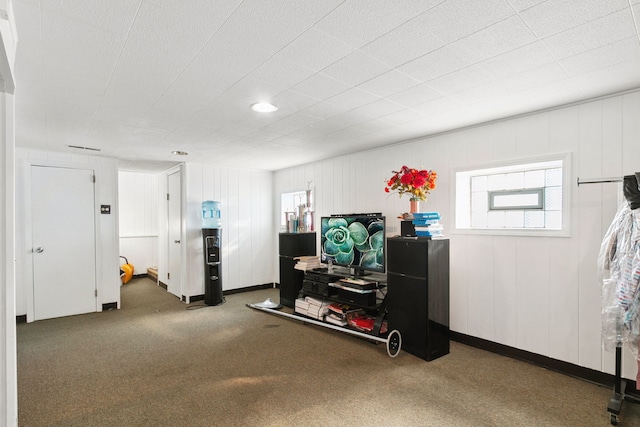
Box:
599 176 640 356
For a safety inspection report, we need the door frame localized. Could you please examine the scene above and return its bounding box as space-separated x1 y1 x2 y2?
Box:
21 159 101 322
163 164 185 299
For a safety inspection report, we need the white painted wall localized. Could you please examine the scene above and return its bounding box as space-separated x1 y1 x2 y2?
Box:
15 148 121 316
274 91 640 380
1 1 18 422
0 89 16 427
118 171 159 276
182 163 274 298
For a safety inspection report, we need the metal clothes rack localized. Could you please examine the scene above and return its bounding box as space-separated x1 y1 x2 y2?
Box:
577 176 623 186
581 173 640 425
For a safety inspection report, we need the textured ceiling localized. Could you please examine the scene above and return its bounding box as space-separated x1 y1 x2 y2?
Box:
12 0 640 171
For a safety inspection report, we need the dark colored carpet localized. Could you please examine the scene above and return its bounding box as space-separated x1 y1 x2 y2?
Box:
17 277 640 426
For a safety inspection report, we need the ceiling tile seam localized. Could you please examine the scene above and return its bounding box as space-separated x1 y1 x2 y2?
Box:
194 1 450 130
296 45 465 115
363 11 519 76
516 0 632 40
384 87 640 157
319 13 529 106
37 1 56 142
107 0 248 137
509 6 582 99
434 12 548 98
153 1 349 141
504 0 540 14
558 36 640 76
240 3 453 117
138 0 246 102
92 1 145 124
326 0 448 52
630 0 640 43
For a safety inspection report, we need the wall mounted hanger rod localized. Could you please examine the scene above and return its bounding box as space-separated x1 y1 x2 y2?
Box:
577 176 622 186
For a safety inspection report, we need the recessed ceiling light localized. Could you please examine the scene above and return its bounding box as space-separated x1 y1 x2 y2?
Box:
251 102 278 113
171 150 188 156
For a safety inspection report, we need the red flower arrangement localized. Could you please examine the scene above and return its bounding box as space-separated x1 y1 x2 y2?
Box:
385 166 437 201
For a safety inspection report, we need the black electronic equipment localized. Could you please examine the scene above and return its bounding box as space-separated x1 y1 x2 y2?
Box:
279 233 316 308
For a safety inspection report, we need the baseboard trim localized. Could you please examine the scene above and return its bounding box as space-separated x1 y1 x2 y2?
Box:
102 302 117 311
450 331 638 391
223 283 275 295
158 281 168 290
16 315 26 324
180 284 274 303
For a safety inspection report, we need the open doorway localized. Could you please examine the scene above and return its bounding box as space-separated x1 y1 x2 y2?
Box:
117 170 161 297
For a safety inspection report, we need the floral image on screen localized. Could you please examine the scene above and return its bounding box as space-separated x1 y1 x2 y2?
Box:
321 216 384 272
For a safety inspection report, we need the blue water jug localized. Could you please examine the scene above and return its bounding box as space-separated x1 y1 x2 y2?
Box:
202 200 221 229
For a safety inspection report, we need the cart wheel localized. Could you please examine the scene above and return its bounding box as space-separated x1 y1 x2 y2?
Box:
610 413 618 425
386 329 402 358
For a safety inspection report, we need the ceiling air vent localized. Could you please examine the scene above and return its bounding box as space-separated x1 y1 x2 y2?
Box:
66 145 101 152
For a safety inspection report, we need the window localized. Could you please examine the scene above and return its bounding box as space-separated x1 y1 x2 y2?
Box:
280 189 313 232
489 189 544 210
455 154 570 236
281 191 306 228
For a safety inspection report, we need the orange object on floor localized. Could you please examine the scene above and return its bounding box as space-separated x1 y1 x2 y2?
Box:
120 256 134 284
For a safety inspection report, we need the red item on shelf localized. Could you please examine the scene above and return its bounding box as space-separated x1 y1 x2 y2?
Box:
349 315 375 332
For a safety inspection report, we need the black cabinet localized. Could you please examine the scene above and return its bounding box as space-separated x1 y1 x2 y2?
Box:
386 237 449 361
279 233 316 308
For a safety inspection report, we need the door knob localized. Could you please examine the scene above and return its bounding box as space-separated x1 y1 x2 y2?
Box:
35 247 44 253
174 240 181 244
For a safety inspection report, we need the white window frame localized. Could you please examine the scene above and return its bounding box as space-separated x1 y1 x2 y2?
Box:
280 190 311 229
452 153 571 237
489 188 544 210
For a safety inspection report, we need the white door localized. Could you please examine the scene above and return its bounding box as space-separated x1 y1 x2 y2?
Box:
31 166 97 321
167 170 182 298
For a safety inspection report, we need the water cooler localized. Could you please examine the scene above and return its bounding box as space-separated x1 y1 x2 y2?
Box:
202 201 223 306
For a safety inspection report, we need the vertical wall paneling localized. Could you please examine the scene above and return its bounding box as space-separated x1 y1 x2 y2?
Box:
322 161 334 215
1 88 17 426
577 101 605 372
272 91 640 380
185 163 202 299
515 113 550 156
490 121 517 160
184 163 274 294
466 235 495 341
548 230 581 364
600 97 624 373
620 91 640 376
601 97 623 178
492 236 518 347
515 237 550 356
622 92 640 172
227 169 239 290
448 235 469 333
238 170 251 286
333 157 343 214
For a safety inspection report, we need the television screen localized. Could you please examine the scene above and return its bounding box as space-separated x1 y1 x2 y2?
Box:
320 214 385 275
